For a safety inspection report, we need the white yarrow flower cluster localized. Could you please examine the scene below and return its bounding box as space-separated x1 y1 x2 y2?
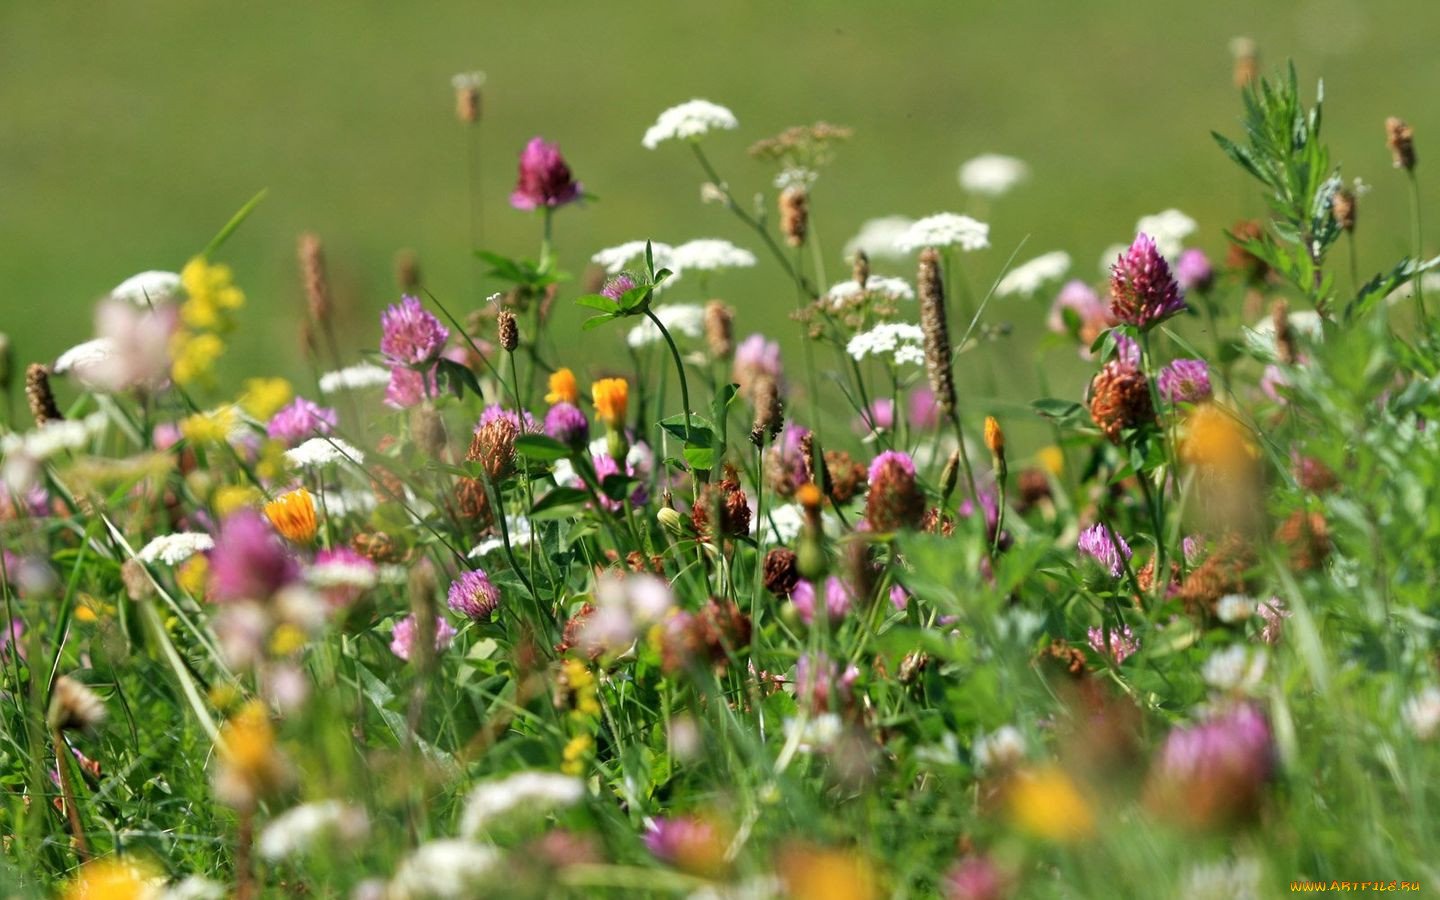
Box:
160 876 227 900
285 437 365 468
1215 594 1257 623
256 800 370 861
995 251 1071 297
1402 686 1440 739
469 515 534 558
451 71 486 90
53 339 118 379
1181 857 1263 900
670 239 756 271
782 713 845 753
627 304 706 348
318 363 391 394
958 154 1029 197
642 99 738 149
390 839 504 899
973 725 1027 772
895 213 990 253
459 771 585 837
306 555 379 591
756 504 806 545
591 240 677 275
1202 645 1268 694
845 216 915 261
2 412 111 492
137 532 215 566
825 275 915 308
846 323 926 366
111 270 182 306
322 488 378 517
1135 208 1197 259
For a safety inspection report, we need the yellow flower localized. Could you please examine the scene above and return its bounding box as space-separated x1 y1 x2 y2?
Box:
561 658 601 719
177 555 209 598
1180 402 1259 474
180 256 245 331
170 332 226 387
217 700 286 802
255 440 288 482
1037 445 1065 477
1007 764 1095 842
591 377 629 429
561 733 593 775
983 416 1005 457
63 857 162 900
778 844 879 900
270 623 308 656
180 407 238 445
546 367 580 405
213 484 261 518
238 377 293 420
264 488 317 544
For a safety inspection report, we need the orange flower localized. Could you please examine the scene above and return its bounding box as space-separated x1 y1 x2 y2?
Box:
264 488 317 544
1006 764 1095 842
546 367 579 405
1180 402 1259 474
591 378 629 429
778 843 880 900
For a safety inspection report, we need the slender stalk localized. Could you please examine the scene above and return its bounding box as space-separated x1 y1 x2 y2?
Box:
1408 171 1430 325
644 308 702 496
235 807 256 900
51 729 89 860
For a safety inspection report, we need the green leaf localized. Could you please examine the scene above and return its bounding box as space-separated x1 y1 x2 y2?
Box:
659 414 715 444
575 294 620 313
202 188 268 257
600 473 638 502
1031 398 1084 422
514 434 572 461
531 487 589 517
434 357 483 401
582 314 617 331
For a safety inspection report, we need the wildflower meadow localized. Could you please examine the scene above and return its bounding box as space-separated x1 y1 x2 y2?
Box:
5 32 1440 900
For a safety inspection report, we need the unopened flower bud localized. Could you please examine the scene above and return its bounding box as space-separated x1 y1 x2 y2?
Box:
48 675 106 733
1331 188 1356 232
410 406 450 460
25 363 63 426
395 249 422 292
853 250 870 290
796 532 827 582
1230 36 1258 90
657 507 687 536
497 309 519 352
298 232 331 327
749 376 783 447
1387 117 1416 172
704 301 734 361
780 186 809 248
939 449 962 507
452 72 484 124
984 416 1007 483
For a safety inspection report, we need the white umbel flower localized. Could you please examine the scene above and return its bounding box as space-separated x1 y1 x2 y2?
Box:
160 876 226 900
846 322 926 366
1402 686 1440 739
285 437 365 468
995 251 1071 297
825 275 915 308
958 154 1029 197
844 216 915 261
306 556 378 590
1215 594 1256 623
626 304 706 348
1181 857 1263 900
782 713 844 753
318 363 391 394
973 725 1026 772
1 412 109 462
137 533 215 566
468 516 533 558
670 239 756 271
1135 209 1197 259
756 504 806 545
642 99 738 149
322 488 377 517
53 339 118 378
390 840 504 899
111 270 182 306
894 213 990 253
459 771 585 837
256 800 370 861
591 240 677 275
1202 645 1268 694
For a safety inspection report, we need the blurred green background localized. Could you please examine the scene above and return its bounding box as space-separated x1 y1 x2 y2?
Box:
2 0 1436 434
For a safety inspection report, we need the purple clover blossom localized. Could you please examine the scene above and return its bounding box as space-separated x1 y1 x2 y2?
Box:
1047 279 1108 334
601 273 637 301
857 398 895 435
1087 624 1140 663
1158 358 1213 404
208 509 299 603
266 397 338 446
510 137 583 211
794 651 860 709
1078 523 1132 577
733 333 784 389
1175 248 1214 292
944 855 1007 900
867 449 917 483
447 569 501 622
380 296 449 366
588 451 648 511
1109 233 1186 329
642 816 717 865
477 404 540 434
790 577 854 625
1154 702 1275 798
1112 332 1142 367
908 385 940 430
544 402 590 448
383 364 439 409
389 615 457 662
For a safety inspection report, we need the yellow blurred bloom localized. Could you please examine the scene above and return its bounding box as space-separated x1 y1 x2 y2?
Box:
177 554 209 598
216 700 287 805
1037 445 1065 477
180 256 245 331
63 857 162 900
546 367 579 405
264 488 317 544
170 331 226 387
255 439 288 482
561 658 601 720
561 733 593 776
180 407 238 445
1007 764 1095 842
778 844 879 900
270 623 308 656
213 484 261 518
591 377 628 429
238 377 293 420
1180 402 1259 474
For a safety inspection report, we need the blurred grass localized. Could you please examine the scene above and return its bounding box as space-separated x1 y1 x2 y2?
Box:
2 0 1436 438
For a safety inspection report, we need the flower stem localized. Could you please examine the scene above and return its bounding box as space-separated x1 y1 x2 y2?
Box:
644 308 702 493
1409 171 1430 326
51 729 89 861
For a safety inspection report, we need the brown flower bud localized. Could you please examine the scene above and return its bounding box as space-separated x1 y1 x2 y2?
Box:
468 417 519 480
1271 299 1297 365
1230 36 1258 90
749 376 784 447
1330 188 1356 232
297 232 331 326
1088 361 1155 444
0 333 12 394
1275 509 1330 573
352 531 404 564
918 249 957 418
763 548 800 597
1226 220 1269 284
704 301 734 361
453 72 484 124
25 363 63 426
823 451 867 505
497 309 519 352
1175 534 1254 616
864 454 925 533
780 186 809 248
691 467 751 541
1387 117 1416 171
48 675 106 732
852 250 870 289
395 249 422 292
454 476 492 529
410 406 449 460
